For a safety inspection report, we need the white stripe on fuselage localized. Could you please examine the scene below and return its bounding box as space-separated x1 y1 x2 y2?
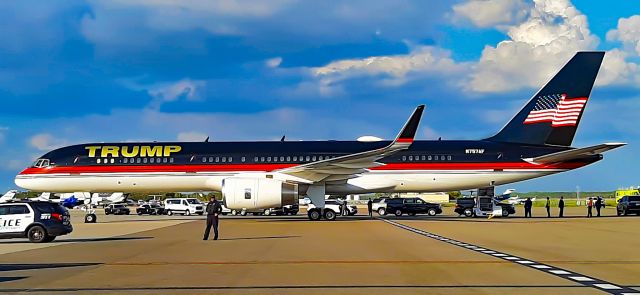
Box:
15 169 563 193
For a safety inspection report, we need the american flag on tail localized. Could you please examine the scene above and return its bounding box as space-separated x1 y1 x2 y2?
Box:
523 94 587 127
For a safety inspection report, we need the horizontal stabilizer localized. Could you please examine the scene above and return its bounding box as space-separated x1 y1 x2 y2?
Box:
524 143 626 164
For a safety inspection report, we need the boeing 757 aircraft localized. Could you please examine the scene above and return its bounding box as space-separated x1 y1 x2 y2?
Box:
15 52 624 220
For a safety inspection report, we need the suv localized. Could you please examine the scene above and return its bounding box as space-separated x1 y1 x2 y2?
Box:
0 201 72 243
307 199 357 220
164 198 204 216
136 204 164 215
105 203 130 215
384 198 442 216
372 198 388 215
264 204 299 216
617 195 640 216
455 197 516 217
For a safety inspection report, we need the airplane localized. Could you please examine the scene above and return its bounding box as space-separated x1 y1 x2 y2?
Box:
0 190 18 203
15 51 625 221
506 196 536 205
28 191 127 208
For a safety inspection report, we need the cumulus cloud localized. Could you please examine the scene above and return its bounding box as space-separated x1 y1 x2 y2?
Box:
265 57 283 68
29 133 67 151
468 0 599 92
452 0 530 28
147 78 205 107
606 15 640 55
177 131 209 142
312 45 468 86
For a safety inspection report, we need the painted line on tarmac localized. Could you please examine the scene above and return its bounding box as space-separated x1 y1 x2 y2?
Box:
380 218 640 295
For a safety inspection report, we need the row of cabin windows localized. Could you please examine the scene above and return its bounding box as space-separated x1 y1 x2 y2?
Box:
402 155 453 162
202 156 234 163
200 155 338 164
96 158 175 164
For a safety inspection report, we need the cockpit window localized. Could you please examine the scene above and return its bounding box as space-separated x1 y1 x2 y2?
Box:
32 159 51 168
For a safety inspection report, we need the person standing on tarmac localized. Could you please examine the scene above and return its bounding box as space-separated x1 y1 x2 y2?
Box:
545 197 551 218
203 197 222 240
558 196 565 217
367 199 373 218
595 197 602 217
524 197 533 218
587 197 593 218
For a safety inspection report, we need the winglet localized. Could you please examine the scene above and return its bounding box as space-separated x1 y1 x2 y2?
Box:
394 105 425 143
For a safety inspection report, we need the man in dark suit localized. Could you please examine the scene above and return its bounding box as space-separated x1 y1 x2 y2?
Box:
524 197 533 218
203 197 222 240
558 196 565 217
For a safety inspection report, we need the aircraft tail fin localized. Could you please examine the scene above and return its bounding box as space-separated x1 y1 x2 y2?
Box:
487 52 605 146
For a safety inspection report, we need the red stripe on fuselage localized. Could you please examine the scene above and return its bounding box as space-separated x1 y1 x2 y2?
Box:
396 138 413 143
18 161 588 175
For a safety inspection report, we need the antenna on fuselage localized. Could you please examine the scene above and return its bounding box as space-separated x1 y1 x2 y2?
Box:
281 135 285 142
204 136 209 142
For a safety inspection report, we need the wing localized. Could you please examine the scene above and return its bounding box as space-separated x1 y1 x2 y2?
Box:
277 105 425 182
524 142 626 164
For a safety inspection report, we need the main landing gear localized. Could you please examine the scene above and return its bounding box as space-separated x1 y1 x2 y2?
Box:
307 208 337 221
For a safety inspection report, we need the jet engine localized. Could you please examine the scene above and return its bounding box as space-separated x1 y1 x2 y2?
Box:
222 177 298 210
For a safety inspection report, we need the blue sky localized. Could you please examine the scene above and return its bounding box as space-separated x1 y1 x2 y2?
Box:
1 0 639 192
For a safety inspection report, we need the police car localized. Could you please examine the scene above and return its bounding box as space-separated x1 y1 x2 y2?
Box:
0 201 73 243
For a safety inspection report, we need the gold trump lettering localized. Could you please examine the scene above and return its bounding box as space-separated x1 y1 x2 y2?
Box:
85 146 182 158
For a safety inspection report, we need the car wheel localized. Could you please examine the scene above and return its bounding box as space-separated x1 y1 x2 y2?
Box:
463 208 473 217
394 210 402 217
138 212 143 215
104 211 109 215
308 209 321 221
126 211 130 215
231 209 237 216
185 210 191 216
324 209 336 221
27 226 47 243
501 210 509 217
378 208 386 216
264 209 271 216
617 210 621 216
428 208 437 216
84 214 97 223
167 210 173 216
240 210 247 216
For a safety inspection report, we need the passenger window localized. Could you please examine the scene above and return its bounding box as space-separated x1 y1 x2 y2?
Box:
150 158 155 163
229 157 233 162
143 158 148 163
221 157 226 163
254 157 258 162
286 156 291 161
124 158 128 164
312 156 317 161
0 206 8 215
261 157 265 162
163 158 168 163
293 156 298 161
215 157 220 163
202 157 207 163
245 188 252 199
402 156 406 161
447 155 452 161
408 156 413 161
306 156 310 161
267 157 272 162
111 158 115 164
241 157 246 163
97 159 101 164
137 158 142 164
428 155 432 161
9 205 29 215
422 155 426 161
170 158 174 163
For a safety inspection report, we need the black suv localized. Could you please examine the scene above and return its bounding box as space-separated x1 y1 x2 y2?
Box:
455 197 516 217
105 204 130 215
617 195 640 216
136 204 164 215
0 201 72 243
384 198 442 216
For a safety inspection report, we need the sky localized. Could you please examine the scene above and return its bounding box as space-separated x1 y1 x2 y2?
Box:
0 0 639 193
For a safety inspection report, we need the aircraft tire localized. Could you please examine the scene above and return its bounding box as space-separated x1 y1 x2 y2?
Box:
308 209 321 221
84 214 97 223
323 209 336 221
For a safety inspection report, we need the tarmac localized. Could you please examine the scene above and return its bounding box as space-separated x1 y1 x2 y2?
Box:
0 206 639 294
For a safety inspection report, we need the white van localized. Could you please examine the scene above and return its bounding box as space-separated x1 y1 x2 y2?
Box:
164 198 204 216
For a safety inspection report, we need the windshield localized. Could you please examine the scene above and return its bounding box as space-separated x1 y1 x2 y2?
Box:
32 159 51 168
629 196 640 202
114 204 125 208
